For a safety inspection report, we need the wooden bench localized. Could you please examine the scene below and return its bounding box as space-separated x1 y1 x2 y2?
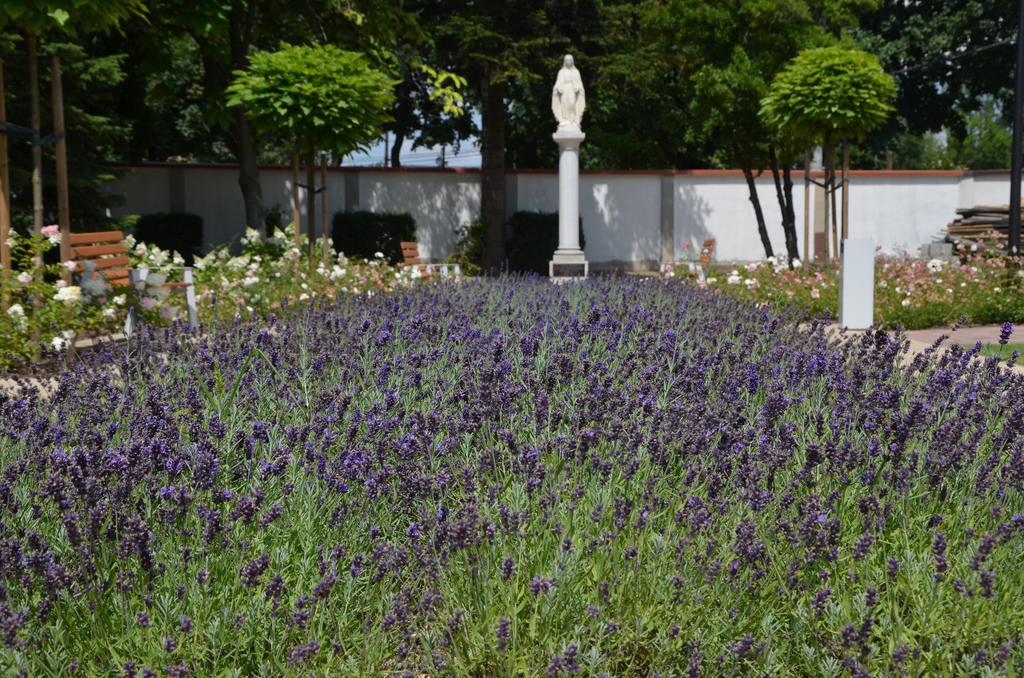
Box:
399 240 461 278
68 230 199 327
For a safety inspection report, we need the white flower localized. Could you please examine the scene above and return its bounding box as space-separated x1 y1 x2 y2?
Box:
935 278 942 284
374 251 385 259
150 249 169 266
743 278 757 288
766 256 777 266
960 282 966 288
901 298 911 306
994 287 1001 293
112 294 126 306
970 244 978 252
791 259 802 269
16 271 32 285
242 275 259 287
926 258 944 272
879 280 888 288
54 286 82 304
6 303 24 317
745 263 759 273
51 336 70 351
705 277 717 285
727 274 741 285
172 252 185 266
124 234 136 248
55 279 68 289
102 307 117 319
62 260 77 272
134 243 148 257
946 288 953 294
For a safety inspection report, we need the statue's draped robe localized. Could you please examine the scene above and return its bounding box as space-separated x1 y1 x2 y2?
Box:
551 67 585 129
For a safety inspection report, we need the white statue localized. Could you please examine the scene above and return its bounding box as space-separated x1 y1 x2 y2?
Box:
551 55 585 131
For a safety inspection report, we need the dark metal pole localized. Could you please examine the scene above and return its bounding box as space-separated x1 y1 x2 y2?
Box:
1010 0 1024 254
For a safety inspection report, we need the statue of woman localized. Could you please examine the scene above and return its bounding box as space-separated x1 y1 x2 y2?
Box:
551 55 585 131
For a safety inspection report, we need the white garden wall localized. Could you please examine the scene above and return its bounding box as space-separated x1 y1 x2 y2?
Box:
105 163 1022 267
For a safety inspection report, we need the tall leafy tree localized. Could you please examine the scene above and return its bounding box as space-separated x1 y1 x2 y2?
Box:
762 45 896 253
227 43 394 252
429 0 564 271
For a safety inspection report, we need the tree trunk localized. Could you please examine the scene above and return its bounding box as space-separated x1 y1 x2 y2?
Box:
742 165 774 259
0 62 10 313
390 130 405 168
51 55 71 275
228 1 264 235
480 72 507 273
768 147 799 263
27 34 43 239
306 150 316 259
233 108 265 235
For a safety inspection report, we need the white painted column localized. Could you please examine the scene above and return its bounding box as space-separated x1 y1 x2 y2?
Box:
550 129 588 277
839 238 875 329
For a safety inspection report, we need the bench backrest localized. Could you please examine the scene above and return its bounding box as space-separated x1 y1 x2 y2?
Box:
400 241 420 265
69 231 131 288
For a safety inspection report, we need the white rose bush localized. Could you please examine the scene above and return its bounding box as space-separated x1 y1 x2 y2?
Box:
1 226 425 370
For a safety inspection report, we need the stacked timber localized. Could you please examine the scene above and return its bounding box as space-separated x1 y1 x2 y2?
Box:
944 205 1023 247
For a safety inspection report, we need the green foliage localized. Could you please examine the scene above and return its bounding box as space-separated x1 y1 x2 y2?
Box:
1 37 131 227
134 213 204 265
0 0 144 34
226 43 395 156
330 211 416 265
947 99 1013 170
446 219 486 275
761 46 897 145
506 211 584 275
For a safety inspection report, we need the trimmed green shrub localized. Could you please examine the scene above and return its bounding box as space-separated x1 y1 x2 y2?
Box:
332 211 416 264
507 211 585 275
134 213 203 265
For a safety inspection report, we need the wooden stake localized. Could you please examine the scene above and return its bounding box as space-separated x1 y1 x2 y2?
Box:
28 34 43 241
306 150 316 260
51 55 72 280
291 152 301 249
841 141 850 241
802 150 810 263
320 153 329 269
0 62 11 313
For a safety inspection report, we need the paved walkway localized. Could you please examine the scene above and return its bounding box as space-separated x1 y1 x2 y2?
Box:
904 324 1010 348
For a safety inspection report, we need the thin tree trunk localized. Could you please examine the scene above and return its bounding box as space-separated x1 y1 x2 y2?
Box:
480 72 507 273
841 140 850 241
802 150 811 262
320 153 329 268
228 0 264 236
0 62 11 313
826 138 839 260
306 150 316 259
742 165 774 259
233 108 265 235
28 34 43 240
390 130 404 169
291 152 301 249
51 55 71 278
782 167 799 262
768 148 799 263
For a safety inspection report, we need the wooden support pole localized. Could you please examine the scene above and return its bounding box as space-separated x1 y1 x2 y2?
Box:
28 34 43 241
320 153 329 269
291 152 301 249
841 141 850 242
802 150 810 264
0 62 11 313
51 55 72 279
306 150 316 260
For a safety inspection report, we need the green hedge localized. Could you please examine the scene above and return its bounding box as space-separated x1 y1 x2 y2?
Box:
134 213 203 265
332 211 416 264
507 211 585 275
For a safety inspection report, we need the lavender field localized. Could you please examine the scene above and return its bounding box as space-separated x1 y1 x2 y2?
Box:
1 277 1022 675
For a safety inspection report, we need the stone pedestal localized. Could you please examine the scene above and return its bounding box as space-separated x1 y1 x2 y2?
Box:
549 128 588 278
839 238 874 330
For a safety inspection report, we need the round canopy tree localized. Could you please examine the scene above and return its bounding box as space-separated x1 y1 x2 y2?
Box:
761 46 896 254
227 43 395 255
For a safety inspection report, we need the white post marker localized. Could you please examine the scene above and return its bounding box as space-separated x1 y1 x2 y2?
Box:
839 238 875 330
549 55 589 279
